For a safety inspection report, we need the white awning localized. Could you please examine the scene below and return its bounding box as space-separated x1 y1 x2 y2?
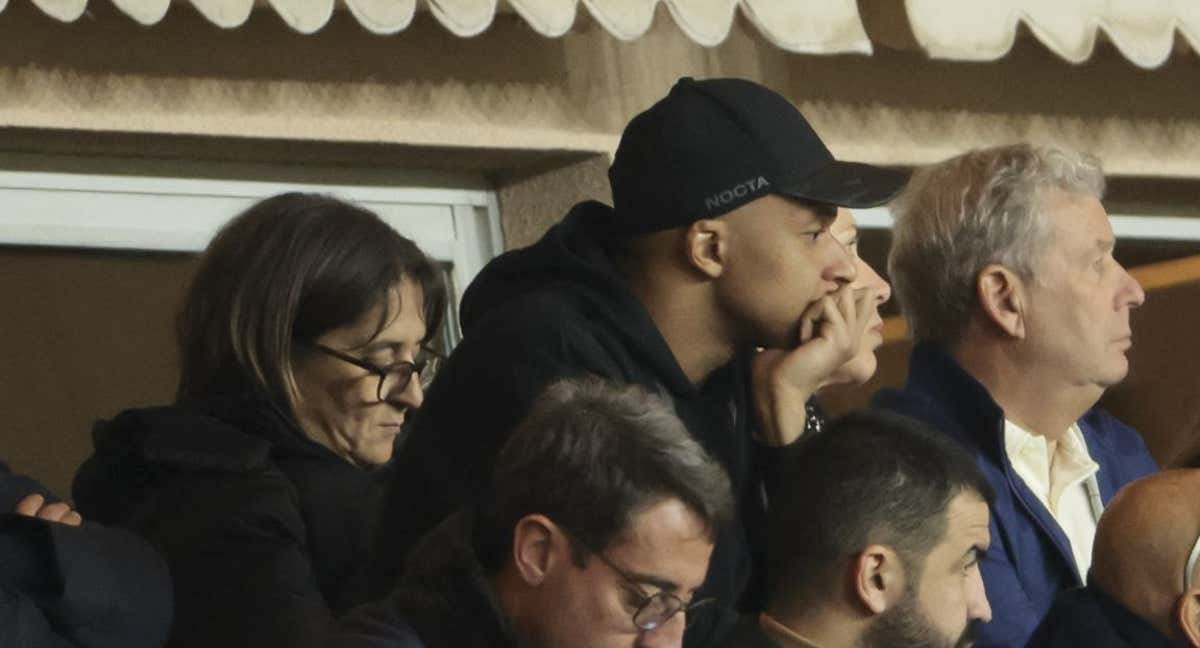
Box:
905 0 1200 69
1 0 873 53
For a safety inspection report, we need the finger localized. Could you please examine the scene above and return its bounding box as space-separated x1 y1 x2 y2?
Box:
799 303 823 345
837 284 856 321
62 511 83 527
823 286 854 344
36 502 72 523
820 295 848 341
14 494 44 517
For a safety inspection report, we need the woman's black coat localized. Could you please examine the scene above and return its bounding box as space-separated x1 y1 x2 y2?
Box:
72 396 389 648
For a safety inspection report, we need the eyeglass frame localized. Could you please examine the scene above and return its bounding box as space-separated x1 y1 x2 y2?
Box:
559 526 716 632
303 342 443 403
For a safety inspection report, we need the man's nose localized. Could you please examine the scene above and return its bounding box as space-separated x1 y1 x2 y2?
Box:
1118 265 1146 310
636 614 685 648
970 574 993 624
827 237 857 287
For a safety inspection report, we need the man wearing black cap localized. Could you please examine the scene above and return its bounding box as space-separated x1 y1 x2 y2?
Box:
372 77 908 646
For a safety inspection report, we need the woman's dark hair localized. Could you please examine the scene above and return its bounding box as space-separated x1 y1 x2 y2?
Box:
176 192 446 412
477 376 734 571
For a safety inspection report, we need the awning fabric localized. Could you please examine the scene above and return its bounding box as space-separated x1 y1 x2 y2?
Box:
2 0 873 54
905 0 1200 69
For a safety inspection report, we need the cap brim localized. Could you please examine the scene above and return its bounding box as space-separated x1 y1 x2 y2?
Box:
777 161 910 209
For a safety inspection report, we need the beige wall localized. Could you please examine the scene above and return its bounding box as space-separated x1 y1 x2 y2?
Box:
496 154 612 250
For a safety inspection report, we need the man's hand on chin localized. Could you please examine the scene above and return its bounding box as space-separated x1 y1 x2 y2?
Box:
751 285 876 447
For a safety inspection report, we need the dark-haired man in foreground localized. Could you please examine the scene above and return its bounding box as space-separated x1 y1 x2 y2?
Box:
331 377 734 648
726 411 994 648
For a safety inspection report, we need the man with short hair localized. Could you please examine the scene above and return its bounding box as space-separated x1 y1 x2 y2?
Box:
723 410 994 648
1028 469 1200 647
875 143 1159 646
375 77 907 645
330 377 735 648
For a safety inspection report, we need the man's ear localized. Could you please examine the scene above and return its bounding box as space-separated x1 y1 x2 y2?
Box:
511 514 561 587
853 544 907 615
684 219 728 279
1175 589 1200 647
976 264 1027 339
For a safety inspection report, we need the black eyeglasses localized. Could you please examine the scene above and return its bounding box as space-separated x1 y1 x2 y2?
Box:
305 342 443 403
573 537 715 632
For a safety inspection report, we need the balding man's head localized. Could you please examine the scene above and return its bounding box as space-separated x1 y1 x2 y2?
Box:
1091 469 1200 646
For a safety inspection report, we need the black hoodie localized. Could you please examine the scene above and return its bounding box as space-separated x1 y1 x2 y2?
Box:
375 201 779 647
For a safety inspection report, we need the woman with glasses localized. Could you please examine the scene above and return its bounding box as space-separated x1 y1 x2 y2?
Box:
72 192 446 648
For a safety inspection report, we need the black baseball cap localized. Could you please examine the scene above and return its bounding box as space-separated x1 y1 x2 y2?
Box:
607 77 908 236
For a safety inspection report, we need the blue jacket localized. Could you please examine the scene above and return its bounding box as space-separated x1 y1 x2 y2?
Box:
873 343 1158 648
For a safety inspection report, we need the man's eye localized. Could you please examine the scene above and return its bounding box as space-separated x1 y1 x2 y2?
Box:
622 588 646 609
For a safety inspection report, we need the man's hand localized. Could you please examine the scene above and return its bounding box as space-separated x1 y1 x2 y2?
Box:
752 285 877 447
14 494 83 526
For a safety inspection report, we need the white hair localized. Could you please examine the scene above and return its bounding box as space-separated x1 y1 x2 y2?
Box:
888 143 1105 344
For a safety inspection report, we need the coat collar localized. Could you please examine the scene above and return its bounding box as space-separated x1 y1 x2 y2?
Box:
890 342 1009 459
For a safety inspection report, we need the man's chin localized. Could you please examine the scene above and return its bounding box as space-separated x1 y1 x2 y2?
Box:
1099 360 1131 388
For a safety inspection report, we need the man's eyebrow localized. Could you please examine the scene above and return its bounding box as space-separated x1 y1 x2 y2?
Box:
813 203 838 223
785 198 837 224
1096 238 1116 254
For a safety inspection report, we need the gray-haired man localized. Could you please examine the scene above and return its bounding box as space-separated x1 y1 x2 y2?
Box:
875 143 1158 646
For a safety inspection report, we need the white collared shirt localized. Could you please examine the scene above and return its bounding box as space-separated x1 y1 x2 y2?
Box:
1004 420 1100 580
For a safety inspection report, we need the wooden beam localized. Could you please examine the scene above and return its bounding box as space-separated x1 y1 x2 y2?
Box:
1130 254 1200 292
